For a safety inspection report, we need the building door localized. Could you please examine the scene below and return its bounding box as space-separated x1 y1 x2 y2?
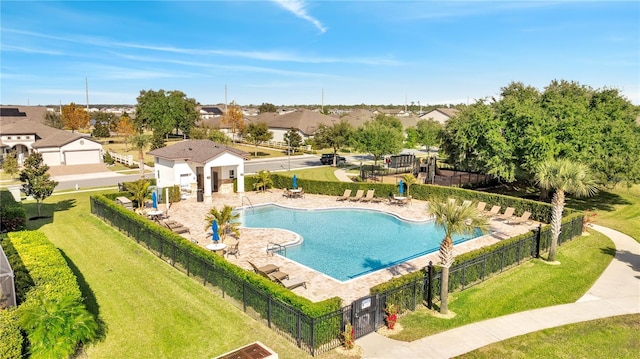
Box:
211 168 219 193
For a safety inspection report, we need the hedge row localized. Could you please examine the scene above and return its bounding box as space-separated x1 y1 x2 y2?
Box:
0 309 22 359
8 231 98 358
93 193 342 316
0 189 26 233
243 173 564 223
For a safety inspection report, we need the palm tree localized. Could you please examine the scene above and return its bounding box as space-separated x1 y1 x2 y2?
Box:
428 199 489 314
127 179 151 210
130 133 151 178
535 159 597 262
401 173 418 196
205 205 240 242
253 170 273 193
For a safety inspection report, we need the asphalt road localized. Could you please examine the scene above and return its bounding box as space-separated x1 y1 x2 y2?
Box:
244 155 321 174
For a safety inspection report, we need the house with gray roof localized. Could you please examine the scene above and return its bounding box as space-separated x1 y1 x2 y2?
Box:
419 108 460 125
0 106 103 166
147 140 250 199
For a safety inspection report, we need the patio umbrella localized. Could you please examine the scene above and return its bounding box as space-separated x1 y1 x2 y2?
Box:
152 191 157 209
211 220 220 243
398 179 404 195
292 174 298 189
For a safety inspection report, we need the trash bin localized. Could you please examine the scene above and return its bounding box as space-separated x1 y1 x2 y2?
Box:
197 189 203 202
117 183 124 192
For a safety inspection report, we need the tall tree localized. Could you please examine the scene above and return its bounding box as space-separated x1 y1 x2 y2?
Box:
284 128 303 154
135 89 198 143
222 101 245 143
44 110 64 129
428 200 488 314
244 122 273 156
19 152 58 217
258 102 277 113
61 102 90 133
91 111 119 132
2 151 19 179
130 133 151 178
353 120 403 167
313 120 353 166
535 159 597 262
205 205 240 242
414 118 442 150
116 113 136 151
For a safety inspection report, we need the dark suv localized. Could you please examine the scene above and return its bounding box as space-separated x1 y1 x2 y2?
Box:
320 153 346 165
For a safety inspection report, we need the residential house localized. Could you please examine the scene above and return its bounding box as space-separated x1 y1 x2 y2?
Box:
419 108 460 125
147 140 250 199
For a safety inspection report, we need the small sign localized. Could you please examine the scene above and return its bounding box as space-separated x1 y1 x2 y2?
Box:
361 298 371 310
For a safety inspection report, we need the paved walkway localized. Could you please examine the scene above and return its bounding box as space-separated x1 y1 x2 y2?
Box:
357 224 640 358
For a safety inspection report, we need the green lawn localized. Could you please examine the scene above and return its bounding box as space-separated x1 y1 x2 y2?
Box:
24 191 319 359
457 314 640 359
286 166 344 182
390 230 615 340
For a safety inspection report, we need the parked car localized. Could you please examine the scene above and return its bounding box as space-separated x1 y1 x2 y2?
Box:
320 153 346 165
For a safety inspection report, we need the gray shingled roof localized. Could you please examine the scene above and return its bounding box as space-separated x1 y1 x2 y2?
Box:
0 119 97 148
147 140 249 164
253 109 338 135
0 106 49 124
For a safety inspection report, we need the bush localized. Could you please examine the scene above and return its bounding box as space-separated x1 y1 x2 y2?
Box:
0 309 22 359
8 231 98 358
104 151 115 165
0 189 26 233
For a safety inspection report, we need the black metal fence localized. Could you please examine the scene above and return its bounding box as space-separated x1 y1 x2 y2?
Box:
92 195 584 354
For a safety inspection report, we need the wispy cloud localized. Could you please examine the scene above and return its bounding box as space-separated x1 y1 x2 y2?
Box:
1 45 63 55
271 0 327 33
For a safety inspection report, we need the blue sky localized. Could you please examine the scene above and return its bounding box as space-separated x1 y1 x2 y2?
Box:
1 1 638 106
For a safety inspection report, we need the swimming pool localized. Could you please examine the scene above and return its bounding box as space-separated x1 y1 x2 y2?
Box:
236 204 482 281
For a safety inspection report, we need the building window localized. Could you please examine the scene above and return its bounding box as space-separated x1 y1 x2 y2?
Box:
157 170 160 179
7 137 11 140
229 170 235 179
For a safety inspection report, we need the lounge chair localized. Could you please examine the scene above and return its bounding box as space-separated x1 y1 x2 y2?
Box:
462 200 472 207
224 242 240 258
336 189 352 201
476 201 487 212
508 211 532 225
273 275 307 290
349 189 364 202
248 261 280 275
398 195 412 206
448 198 457 206
360 189 375 203
254 267 290 281
482 205 501 218
496 207 516 221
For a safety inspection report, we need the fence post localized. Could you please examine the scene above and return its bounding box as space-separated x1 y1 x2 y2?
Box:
426 261 433 309
535 224 542 258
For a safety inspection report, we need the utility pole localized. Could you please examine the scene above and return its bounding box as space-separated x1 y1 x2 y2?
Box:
321 88 324 114
85 77 89 110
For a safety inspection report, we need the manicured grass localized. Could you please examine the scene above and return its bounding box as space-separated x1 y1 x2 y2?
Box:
566 184 640 242
285 166 344 182
457 314 640 359
390 230 615 341
24 191 316 358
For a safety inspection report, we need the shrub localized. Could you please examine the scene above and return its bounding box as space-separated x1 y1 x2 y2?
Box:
0 309 22 359
0 190 26 233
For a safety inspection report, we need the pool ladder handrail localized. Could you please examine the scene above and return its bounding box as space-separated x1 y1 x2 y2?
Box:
241 195 255 212
267 242 286 257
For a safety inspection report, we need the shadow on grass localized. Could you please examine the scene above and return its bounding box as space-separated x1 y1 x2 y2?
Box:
566 190 631 212
24 199 76 230
59 249 108 342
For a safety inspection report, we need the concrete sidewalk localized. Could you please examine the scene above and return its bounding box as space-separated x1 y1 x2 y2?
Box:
357 224 640 358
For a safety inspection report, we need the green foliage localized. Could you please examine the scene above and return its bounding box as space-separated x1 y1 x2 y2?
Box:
258 102 277 113
0 235 33 305
253 170 273 192
8 231 98 357
135 89 199 136
0 189 26 232
126 179 151 209
104 151 115 165
313 120 353 154
2 151 19 179
353 118 404 165
168 185 182 203
19 152 57 217
92 120 111 138
150 131 166 150
284 128 303 152
244 122 273 156
441 80 640 186
204 205 240 241
0 309 22 359
44 110 64 129
414 118 442 149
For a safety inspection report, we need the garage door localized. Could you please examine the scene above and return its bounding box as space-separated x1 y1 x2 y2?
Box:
65 150 101 165
41 151 61 166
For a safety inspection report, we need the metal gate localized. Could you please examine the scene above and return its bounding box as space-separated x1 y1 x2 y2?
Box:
350 294 382 338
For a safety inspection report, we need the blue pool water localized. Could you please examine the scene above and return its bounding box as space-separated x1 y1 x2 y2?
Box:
237 205 481 281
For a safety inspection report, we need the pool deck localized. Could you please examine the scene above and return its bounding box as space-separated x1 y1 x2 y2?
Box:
165 191 541 304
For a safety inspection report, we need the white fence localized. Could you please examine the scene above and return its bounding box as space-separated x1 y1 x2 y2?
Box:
108 151 137 167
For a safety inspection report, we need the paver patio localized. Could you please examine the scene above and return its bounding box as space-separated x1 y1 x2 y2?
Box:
165 191 540 304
